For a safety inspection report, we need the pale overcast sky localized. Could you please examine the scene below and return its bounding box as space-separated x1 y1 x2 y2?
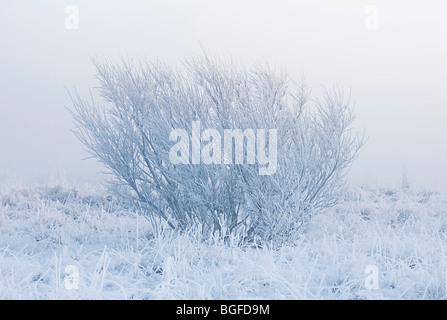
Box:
0 0 446 188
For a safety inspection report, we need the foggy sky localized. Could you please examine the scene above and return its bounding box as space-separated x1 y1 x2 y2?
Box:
1 0 446 188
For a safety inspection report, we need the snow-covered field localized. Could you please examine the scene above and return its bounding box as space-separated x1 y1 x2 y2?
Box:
1 181 447 299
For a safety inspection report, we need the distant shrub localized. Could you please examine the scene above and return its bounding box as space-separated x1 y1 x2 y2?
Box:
70 55 364 245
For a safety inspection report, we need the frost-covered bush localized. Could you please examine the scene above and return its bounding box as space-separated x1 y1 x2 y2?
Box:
70 55 364 244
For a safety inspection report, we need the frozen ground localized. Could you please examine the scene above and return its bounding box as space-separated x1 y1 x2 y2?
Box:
1 180 447 299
